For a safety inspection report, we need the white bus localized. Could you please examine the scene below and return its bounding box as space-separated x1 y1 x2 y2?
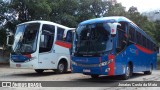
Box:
10 21 75 73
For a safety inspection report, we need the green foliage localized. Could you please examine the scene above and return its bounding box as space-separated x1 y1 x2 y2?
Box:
154 21 160 46
106 3 126 16
49 0 79 27
0 0 160 46
10 0 52 21
9 0 111 27
0 0 9 21
106 3 160 46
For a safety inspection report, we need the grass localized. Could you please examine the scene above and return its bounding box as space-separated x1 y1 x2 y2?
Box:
158 56 160 70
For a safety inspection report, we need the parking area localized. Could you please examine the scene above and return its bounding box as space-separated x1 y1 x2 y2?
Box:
0 65 160 90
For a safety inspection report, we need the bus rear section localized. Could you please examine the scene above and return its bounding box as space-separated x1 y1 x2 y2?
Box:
10 21 75 73
71 16 158 79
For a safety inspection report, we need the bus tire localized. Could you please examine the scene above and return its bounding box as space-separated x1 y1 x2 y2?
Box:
35 69 44 73
122 64 132 80
144 64 152 75
91 75 99 79
55 61 67 74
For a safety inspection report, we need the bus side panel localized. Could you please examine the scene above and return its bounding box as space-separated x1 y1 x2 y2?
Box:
114 44 140 75
134 44 157 71
114 44 157 75
114 55 126 75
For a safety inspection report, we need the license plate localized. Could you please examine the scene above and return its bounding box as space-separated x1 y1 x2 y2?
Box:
16 64 21 67
83 69 91 72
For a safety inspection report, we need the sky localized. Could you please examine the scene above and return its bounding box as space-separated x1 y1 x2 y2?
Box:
117 0 160 12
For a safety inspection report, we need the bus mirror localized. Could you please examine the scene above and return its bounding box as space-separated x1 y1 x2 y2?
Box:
40 35 45 43
110 23 121 36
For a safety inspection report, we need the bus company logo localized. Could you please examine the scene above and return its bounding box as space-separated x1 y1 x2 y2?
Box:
130 48 138 55
75 59 88 62
2 82 11 87
11 56 18 60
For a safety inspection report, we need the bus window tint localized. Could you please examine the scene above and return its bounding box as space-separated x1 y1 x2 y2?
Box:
66 30 73 43
129 26 136 43
75 23 112 56
136 31 141 45
57 27 65 41
117 22 127 53
39 24 55 53
13 23 40 54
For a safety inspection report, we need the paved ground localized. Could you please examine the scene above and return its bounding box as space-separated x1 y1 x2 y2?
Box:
0 65 160 90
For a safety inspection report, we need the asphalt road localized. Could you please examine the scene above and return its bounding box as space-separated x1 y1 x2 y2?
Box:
0 65 160 90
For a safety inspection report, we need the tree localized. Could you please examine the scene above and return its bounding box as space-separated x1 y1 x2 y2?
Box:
0 0 9 27
106 3 126 16
49 0 79 27
154 20 160 45
10 0 52 22
127 6 157 43
0 0 10 48
128 6 138 14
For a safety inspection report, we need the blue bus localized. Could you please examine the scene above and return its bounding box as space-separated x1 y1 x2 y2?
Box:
71 16 159 79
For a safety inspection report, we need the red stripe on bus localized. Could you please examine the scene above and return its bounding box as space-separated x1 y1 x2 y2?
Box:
108 54 115 76
55 41 72 48
135 45 153 54
23 54 32 58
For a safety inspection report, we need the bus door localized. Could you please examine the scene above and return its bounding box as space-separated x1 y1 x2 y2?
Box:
65 30 74 54
38 24 56 69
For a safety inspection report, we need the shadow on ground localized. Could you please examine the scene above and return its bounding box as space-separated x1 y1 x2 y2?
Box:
74 73 147 82
9 71 72 77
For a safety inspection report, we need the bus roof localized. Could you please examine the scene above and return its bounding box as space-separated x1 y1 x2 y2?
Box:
79 16 132 25
17 20 72 29
79 16 156 44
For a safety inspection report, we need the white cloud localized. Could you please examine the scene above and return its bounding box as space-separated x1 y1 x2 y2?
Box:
117 0 160 12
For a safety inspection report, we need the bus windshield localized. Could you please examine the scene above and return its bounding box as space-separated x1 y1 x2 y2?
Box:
12 23 40 54
74 22 113 56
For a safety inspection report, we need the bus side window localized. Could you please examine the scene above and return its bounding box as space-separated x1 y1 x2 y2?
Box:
57 27 65 41
65 30 73 43
129 25 136 43
116 22 127 53
136 31 140 45
39 24 55 53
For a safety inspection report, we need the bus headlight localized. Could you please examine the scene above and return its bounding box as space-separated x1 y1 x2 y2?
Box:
99 59 114 66
100 61 108 66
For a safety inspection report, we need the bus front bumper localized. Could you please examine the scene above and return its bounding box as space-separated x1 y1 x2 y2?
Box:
10 60 36 69
72 63 112 75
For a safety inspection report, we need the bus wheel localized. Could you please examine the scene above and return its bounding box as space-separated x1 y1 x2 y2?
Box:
91 75 99 79
144 64 152 75
55 61 67 74
35 69 44 73
122 64 132 80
